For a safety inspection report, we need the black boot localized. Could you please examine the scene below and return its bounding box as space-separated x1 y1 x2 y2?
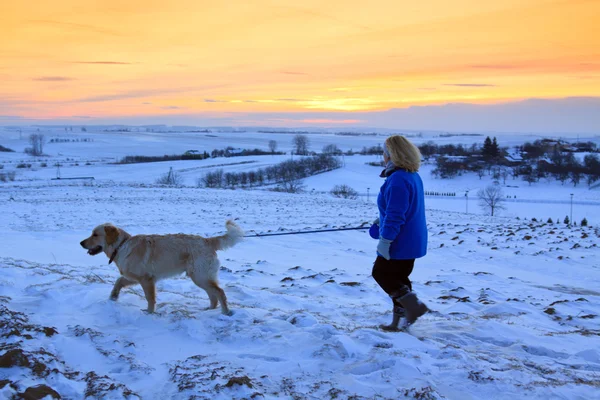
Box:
379 306 405 331
399 292 428 325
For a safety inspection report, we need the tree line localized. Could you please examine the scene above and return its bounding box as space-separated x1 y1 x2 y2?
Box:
200 154 342 192
428 136 600 187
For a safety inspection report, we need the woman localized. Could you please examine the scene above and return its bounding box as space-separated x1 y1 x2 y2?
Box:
372 135 428 331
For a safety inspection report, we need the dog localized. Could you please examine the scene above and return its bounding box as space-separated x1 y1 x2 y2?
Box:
80 220 243 315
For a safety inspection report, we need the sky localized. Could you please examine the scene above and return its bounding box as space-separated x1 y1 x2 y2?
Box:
1 0 600 132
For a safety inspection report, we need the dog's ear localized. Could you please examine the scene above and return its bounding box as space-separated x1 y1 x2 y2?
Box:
104 225 119 246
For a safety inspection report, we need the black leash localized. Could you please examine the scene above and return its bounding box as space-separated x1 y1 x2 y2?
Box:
244 225 370 238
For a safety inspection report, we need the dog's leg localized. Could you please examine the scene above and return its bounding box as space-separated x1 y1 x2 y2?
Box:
208 280 231 316
188 267 231 315
189 276 219 310
139 277 156 313
110 276 137 300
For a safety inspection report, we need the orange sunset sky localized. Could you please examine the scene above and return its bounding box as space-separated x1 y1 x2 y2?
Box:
1 0 599 129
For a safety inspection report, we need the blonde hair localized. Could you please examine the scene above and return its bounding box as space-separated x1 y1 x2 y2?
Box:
385 135 421 172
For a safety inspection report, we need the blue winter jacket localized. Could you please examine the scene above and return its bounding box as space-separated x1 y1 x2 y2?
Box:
377 168 428 259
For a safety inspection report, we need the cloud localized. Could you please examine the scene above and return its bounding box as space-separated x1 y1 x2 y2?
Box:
7 98 599 135
444 83 496 87
27 20 121 36
281 71 309 75
204 99 227 103
0 115 24 120
301 118 362 124
244 100 258 103
142 102 152 105
276 98 304 102
71 115 92 119
271 5 373 32
33 76 74 81
77 85 225 102
367 97 600 133
73 61 133 65
470 64 519 70
160 106 185 110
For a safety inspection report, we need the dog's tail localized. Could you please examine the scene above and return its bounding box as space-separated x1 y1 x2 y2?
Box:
208 220 244 251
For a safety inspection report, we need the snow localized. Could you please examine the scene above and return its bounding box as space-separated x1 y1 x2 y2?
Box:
1 127 600 399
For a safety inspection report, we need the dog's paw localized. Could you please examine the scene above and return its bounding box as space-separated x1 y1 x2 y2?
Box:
109 295 118 301
222 310 233 317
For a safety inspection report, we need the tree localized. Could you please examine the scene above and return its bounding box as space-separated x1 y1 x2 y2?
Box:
511 166 520 179
322 144 342 155
523 167 537 186
27 134 45 156
482 136 493 159
564 215 570 225
432 156 463 179
581 217 588 227
330 184 359 199
419 141 437 160
476 168 485 180
477 185 506 216
500 168 510 184
491 137 500 158
492 167 501 182
200 169 224 188
570 170 582 187
293 134 309 155
268 140 278 154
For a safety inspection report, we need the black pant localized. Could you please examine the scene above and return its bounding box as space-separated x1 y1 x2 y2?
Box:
372 256 415 306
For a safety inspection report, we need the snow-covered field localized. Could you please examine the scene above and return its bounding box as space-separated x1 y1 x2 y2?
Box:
1 127 600 399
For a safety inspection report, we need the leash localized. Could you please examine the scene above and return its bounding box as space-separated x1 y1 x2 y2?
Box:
244 225 370 238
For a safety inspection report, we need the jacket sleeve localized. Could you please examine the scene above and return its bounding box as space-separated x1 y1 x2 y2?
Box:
380 182 410 241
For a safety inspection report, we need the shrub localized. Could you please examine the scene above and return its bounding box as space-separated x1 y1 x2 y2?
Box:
581 218 588 227
200 169 224 188
547 218 553 224
0 145 15 152
40 163 47 167
0 171 16 182
16 163 32 169
331 184 359 200
564 215 570 225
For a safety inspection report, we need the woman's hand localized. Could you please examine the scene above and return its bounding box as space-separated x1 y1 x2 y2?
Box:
377 238 393 260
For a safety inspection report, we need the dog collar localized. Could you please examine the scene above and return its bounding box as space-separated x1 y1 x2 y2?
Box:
109 238 128 265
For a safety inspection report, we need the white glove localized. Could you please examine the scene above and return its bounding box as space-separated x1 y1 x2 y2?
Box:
377 238 393 260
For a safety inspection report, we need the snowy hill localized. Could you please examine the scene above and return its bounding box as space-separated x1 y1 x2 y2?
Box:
1 184 599 399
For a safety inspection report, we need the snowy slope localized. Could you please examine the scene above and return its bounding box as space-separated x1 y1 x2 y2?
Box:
1 184 599 399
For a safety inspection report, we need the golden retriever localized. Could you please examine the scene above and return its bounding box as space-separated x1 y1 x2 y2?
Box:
80 220 243 315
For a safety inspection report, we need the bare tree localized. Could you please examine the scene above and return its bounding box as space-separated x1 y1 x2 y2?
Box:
477 185 506 216
268 140 277 154
200 169 224 188
477 169 485 180
293 134 309 155
500 168 510 184
27 134 45 156
322 144 342 155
